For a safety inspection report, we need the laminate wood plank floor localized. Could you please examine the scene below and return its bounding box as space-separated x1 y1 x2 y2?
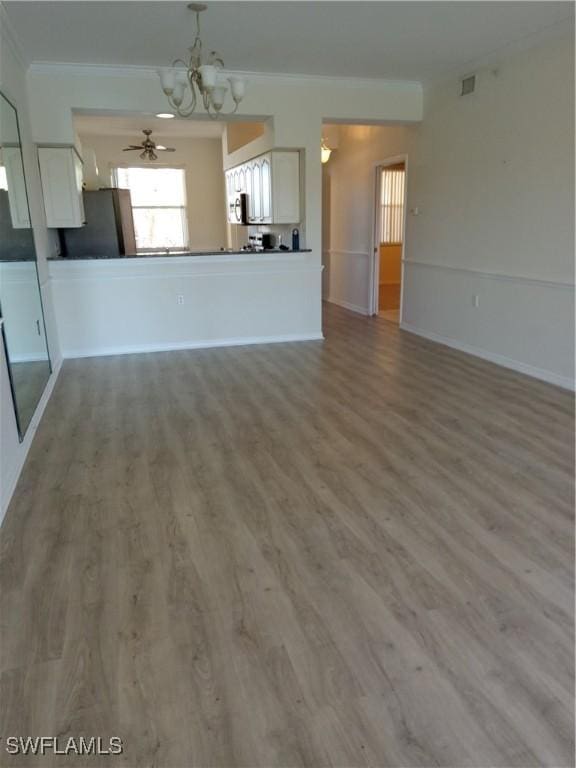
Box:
1 302 573 767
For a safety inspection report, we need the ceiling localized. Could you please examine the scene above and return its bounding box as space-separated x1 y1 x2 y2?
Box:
74 113 225 139
5 2 573 83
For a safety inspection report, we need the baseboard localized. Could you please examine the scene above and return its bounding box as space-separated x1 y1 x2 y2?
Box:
1 357 63 523
9 353 50 363
326 297 370 316
400 322 575 391
62 332 325 360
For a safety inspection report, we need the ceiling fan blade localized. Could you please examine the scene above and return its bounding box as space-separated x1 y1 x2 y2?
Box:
123 147 141 151
158 147 176 152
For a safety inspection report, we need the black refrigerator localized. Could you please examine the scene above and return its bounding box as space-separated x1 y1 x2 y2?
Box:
59 188 136 258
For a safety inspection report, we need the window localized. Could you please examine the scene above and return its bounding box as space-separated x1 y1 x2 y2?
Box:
380 166 405 245
0 166 8 190
114 167 188 252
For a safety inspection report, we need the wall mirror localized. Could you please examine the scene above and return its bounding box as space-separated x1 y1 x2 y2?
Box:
0 90 51 440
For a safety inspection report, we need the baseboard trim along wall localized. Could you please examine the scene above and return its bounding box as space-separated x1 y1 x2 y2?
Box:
62 333 325 360
1 357 62 521
325 296 370 316
401 260 575 390
400 322 575 390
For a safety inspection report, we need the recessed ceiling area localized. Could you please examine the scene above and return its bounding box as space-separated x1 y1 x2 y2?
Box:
5 1 573 82
73 113 225 139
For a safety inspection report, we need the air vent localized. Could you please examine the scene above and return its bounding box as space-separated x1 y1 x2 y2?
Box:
461 75 476 96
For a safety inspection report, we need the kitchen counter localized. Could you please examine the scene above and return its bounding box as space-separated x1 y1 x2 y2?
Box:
48 248 323 358
48 248 311 261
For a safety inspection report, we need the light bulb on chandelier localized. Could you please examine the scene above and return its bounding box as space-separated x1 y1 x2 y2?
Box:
157 3 246 119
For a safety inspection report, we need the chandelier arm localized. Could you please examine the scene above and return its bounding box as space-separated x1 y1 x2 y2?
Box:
215 102 239 117
167 87 197 118
176 94 198 118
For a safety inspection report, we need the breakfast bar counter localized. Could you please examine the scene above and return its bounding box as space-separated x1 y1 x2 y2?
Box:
48 249 323 359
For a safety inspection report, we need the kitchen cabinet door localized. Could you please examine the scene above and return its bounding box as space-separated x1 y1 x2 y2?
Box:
225 170 235 223
38 146 85 228
245 163 254 222
2 146 31 228
252 160 262 222
272 152 300 224
261 155 272 223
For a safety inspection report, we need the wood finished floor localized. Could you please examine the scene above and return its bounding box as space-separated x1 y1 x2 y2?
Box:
0 302 574 768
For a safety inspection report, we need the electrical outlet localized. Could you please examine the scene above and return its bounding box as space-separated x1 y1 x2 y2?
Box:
472 295 480 308
177 294 185 305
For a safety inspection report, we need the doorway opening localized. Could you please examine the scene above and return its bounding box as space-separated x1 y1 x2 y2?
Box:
372 158 407 322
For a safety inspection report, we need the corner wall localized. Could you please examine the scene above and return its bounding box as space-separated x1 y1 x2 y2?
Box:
0 10 62 521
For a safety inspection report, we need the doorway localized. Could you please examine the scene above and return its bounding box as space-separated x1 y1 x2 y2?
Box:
371 158 407 322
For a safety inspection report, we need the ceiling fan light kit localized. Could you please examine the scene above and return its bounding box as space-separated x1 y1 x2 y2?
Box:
158 3 246 120
123 129 176 161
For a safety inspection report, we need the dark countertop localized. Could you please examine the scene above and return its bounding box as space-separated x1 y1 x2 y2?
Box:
48 249 312 261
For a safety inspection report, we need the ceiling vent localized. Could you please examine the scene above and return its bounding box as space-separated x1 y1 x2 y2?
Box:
460 75 476 96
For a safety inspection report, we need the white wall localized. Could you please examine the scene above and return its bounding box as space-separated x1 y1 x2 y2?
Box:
0 9 62 521
322 123 417 313
324 35 575 388
79 133 228 251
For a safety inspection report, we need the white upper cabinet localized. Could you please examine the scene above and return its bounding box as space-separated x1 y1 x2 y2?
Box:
2 146 31 229
226 150 300 226
271 152 300 224
38 146 85 228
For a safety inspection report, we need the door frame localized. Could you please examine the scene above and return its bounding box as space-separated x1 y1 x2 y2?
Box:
369 154 409 318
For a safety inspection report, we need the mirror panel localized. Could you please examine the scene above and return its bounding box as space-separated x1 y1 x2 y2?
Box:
0 90 51 440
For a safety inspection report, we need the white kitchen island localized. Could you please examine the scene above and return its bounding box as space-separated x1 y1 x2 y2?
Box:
48 250 323 359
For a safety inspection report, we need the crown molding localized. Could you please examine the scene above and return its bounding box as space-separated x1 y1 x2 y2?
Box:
0 2 30 71
28 60 422 92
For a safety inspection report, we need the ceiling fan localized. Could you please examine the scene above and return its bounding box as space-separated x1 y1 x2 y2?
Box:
122 129 175 161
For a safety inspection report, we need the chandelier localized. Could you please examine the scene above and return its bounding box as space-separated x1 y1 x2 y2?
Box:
158 3 246 119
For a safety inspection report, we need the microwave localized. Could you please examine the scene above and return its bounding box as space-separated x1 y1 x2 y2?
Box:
230 192 249 225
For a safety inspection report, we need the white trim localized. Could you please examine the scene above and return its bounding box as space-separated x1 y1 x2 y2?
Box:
325 296 370 316
325 249 370 257
403 259 574 290
1 357 62 522
400 322 575 391
50 266 321 283
28 61 422 92
8 354 49 363
48 253 318 282
62 333 324 360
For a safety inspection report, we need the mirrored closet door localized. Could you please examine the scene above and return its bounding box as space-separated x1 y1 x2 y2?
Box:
0 90 51 440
